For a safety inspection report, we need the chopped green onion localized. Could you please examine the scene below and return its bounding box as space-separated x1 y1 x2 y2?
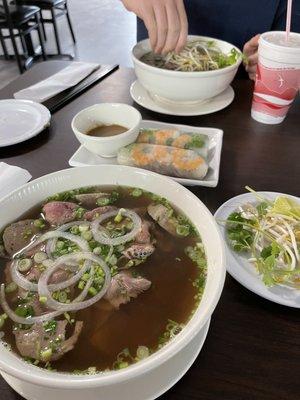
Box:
82 273 90 282
34 219 45 228
40 348 52 362
75 207 85 219
78 280 85 290
114 208 125 223
176 224 190 237
43 320 57 334
96 197 110 206
15 305 34 318
131 188 143 197
136 346 149 360
81 231 93 241
5 282 17 293
58 291 68 303
88 287 97 296
42 259 54 268
56 240 65 250
70 226 80 235
39 296 48 304
33 252 47 264
17 258 32 273
93 247 102 255
79 225 89 233
118 361 129 369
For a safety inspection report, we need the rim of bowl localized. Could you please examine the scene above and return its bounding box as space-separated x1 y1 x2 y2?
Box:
0 165 226 389
71 103 142 142
132 35 242 77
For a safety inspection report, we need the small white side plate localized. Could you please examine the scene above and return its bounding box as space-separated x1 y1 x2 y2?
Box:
0 99 51 147
215 191 300 308
130 80 235 116
69 120 223 187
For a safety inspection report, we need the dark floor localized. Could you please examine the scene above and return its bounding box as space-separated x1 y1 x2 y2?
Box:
0 0 136 89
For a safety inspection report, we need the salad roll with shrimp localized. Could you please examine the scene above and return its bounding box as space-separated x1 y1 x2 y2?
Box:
137 129 209 158
117 143 208 179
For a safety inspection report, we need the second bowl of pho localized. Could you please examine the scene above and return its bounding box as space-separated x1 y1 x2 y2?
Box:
132 35 242 104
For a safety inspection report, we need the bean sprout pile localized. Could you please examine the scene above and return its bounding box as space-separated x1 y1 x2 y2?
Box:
226 190 300 288
140 40 240 72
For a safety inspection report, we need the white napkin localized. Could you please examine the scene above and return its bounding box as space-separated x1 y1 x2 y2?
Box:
14 62 100 103
0 162 32 199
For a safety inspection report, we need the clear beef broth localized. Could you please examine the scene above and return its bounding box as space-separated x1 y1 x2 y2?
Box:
0 187 206 373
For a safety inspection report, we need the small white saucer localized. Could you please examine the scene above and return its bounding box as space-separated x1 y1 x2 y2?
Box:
0 99 51 147
215 192 300 308
130 80 235 116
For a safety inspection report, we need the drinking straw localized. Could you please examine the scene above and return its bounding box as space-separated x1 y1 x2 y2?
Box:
286 0 293 41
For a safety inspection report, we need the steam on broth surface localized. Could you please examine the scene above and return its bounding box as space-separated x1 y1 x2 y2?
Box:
0 187 206 374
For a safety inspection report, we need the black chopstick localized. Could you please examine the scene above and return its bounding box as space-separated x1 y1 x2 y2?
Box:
44 64 119 114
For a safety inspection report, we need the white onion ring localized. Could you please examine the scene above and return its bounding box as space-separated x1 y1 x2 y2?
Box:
74 265 95 303
10 231 90 293
10 258 91 294
38 252 111 312
0 284 64 325
91 209 142 246
16 230 89 259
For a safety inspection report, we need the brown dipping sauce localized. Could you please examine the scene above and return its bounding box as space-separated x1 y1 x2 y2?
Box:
86 124 127 138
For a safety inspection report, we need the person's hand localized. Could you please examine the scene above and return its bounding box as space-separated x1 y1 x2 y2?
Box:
243 34 260 80
121 0 188 54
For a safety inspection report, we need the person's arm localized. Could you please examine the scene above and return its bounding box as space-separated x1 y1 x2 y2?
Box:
121 0 188 54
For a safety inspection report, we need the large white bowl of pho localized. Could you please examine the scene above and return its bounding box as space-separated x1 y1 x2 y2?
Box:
132 35 242 104
0 165 225 400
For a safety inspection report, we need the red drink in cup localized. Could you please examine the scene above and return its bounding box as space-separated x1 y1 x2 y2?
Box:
251 31 300 124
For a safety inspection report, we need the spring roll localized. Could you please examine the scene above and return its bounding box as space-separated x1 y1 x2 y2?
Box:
137 129 209 158
117 143 208 180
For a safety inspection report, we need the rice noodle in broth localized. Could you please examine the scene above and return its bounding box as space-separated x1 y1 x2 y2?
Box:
0 186 207 374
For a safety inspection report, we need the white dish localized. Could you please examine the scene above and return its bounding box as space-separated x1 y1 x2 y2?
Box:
130 80 235 116
69 120 223 187
71 103 142 157
132 35 241 103
215 191 300 308
0 165 225 400
1 319 210 400
0 99 51 147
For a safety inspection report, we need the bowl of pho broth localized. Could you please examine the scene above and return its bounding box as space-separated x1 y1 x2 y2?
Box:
0 165 225 400
132 35 242 104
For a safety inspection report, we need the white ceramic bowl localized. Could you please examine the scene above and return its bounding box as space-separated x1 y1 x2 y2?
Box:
0 165 225 400
132 35 242 104
72 103 142 157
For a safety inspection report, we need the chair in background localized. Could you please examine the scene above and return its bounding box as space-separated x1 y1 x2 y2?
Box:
17 0 75 56
0 0 46 73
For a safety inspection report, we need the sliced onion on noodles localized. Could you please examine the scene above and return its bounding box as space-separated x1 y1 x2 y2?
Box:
91 209 142 246
38 252 111 312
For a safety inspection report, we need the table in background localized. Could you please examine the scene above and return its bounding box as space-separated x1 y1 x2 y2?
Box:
0 61 299 400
